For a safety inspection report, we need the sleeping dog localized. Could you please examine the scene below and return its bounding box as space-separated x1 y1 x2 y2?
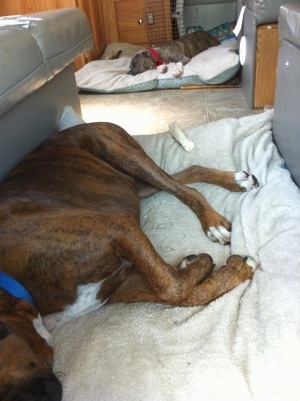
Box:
128 31 220 77
0 122 258 400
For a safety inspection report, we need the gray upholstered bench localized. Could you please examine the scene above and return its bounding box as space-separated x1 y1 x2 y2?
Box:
0 8 93 183
273 2 300 188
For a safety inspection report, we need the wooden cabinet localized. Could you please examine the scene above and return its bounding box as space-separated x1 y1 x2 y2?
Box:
254 23 279 108
0 0 106 70
115 0 148 44
101 0 172 46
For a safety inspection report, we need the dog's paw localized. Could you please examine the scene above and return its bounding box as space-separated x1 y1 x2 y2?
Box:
225 255 259 272
157 63 167 74
244 256 259 272
207 226 231 245
234 171 259 191
172 62 184 78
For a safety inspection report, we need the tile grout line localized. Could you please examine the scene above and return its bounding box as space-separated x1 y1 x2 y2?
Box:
153 90 163 134
204 89 210 123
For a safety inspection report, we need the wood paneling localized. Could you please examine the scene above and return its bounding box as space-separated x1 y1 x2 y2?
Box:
77 0 106 62
0 0 74 15
254 23 279 108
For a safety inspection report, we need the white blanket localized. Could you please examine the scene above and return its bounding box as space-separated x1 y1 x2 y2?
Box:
53 110 300 401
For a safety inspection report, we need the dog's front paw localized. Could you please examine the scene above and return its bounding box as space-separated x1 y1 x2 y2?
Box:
201 210 231 245
172 62 183 78
234 171 259 191
157 63 167 74
207 226 231 245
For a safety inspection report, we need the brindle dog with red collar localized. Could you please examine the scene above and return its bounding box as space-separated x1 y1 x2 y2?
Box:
128 31 220 76
0 122 258 400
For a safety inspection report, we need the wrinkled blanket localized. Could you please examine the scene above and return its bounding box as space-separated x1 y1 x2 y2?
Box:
53 110 300 401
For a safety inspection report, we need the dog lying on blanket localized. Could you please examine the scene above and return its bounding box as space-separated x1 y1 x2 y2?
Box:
128 31 220 77
0 122 258 400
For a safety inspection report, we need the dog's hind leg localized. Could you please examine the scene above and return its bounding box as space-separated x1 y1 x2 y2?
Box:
108 254 257 306
171 166 258 192
137 166 258 198
96 214 215 305
71 123 232 244
114 217 214 301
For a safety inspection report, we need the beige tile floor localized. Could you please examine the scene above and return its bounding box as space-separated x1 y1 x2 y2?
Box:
79 87 261 136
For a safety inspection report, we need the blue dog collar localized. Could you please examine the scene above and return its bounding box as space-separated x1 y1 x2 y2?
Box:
0 272 35 305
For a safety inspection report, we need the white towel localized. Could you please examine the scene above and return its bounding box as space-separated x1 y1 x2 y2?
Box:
53 110 300 401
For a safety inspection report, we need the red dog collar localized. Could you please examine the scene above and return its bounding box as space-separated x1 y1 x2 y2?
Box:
148 48 164 66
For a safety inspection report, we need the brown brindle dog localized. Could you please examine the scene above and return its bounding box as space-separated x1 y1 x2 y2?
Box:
0 122 258 400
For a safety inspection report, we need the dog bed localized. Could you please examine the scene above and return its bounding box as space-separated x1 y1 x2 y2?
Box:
53 107 300 401
75 39 240 93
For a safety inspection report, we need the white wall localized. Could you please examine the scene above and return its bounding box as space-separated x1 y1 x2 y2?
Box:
183 1 236 31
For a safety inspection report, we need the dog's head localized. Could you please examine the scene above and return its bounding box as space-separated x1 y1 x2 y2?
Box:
128 50 157 75
0 298 62 401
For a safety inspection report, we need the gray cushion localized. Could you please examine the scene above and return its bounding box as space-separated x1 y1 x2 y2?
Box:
241 0 296 24
278 2 300 48
0 8 93 118
0 28 46 118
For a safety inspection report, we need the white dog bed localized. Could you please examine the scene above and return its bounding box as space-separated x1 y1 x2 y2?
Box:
75 40 240 93
54 109 300 401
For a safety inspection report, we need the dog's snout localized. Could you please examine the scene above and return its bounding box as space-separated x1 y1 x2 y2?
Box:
2 373 63 401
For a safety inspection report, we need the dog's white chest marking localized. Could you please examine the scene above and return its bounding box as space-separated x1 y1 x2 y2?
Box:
43 260 131 330
43 281 106 330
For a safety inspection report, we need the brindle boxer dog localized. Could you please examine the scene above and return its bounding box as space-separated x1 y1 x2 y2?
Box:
128 31 220 77
0 122 258 400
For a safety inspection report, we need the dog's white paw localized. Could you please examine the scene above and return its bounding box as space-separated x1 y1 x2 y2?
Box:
172 62 184 78
157 63 167 74
207 226 231 245
245 256 259 272
234 171 259 191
